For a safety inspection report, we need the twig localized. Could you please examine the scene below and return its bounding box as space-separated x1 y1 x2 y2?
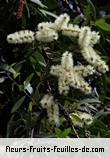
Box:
59 104 79 138
6 73 35 103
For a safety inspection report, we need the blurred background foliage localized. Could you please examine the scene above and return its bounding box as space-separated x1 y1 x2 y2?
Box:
0 0 110 138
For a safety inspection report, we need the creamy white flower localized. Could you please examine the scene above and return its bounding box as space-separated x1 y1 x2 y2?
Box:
35 29 58 42
54 13 70 31
61 51 73 70
38 22 55 31
40 94 53 108
38 14 70 32
98 61 109 73
69 70 92 93
40 94 60 126
79 26 92 48
74 65 95 77
79 112 93 125
62 24 80 37
50 51 92 95
77 26 108 73
7 30 35 44
90 31 100 46
7 13 108 75
82 46 109 73
70 112 93 127
78 27 100 48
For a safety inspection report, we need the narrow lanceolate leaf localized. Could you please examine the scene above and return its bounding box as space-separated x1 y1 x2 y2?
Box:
33 52 46 67
39 9 58 18
24 82 33 94
30 0 47 8
87 0 96 19
24 73 34 88
95 19 110 32
0 77 6 83
11 96 26 113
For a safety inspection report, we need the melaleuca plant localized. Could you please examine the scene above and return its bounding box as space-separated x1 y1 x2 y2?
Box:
6 13 109 137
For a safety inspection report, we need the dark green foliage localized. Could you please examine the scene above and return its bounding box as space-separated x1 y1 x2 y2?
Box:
0 0 110 138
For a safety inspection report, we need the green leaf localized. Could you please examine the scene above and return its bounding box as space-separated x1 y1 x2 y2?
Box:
13 60 25 72
24 73 34 87
63 128 71 136
24 82 33 94
39 9 57 18
84 0 96 22
43 0 57 10
55 128 71 138
30 0 47 8
0 91 3 94
22 74 34 94
33 52 46 67
95 19 110 32
28 102 33 112
0 77 6 83
33 85 40 104
80 98 100 104
11 96 26 113
2 63 20 79
29 56 36 69
71 114 82 123
92 119 109 131
87 0 96 19
54 128 62 136
70 113 83 127
13 72 20 79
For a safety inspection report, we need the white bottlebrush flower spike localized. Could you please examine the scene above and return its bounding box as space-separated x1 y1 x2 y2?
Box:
37 13 70 31
7 30 35 44
50 51 93 95
78 26 100 48
82 46 109 73
36 13 70 42
6 13 108 73
35 29 58 42
90 31 100 46
40 94 60 126
62 24 80 37
38 22 55 31
74 65 95 77
78 26 92 48
54 13 70 31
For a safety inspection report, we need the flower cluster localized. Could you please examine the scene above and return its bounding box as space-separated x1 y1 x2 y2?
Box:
78 27 108 73
6 13 109 128
50 51 95 95
7 30 35 44
7 13 108 73
81 46 109 73
40 94 60 126
34 13 70 42
37 14 108 73
35 28 58 43
38 13 70 31
62 24 80 37
70 112 93 127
